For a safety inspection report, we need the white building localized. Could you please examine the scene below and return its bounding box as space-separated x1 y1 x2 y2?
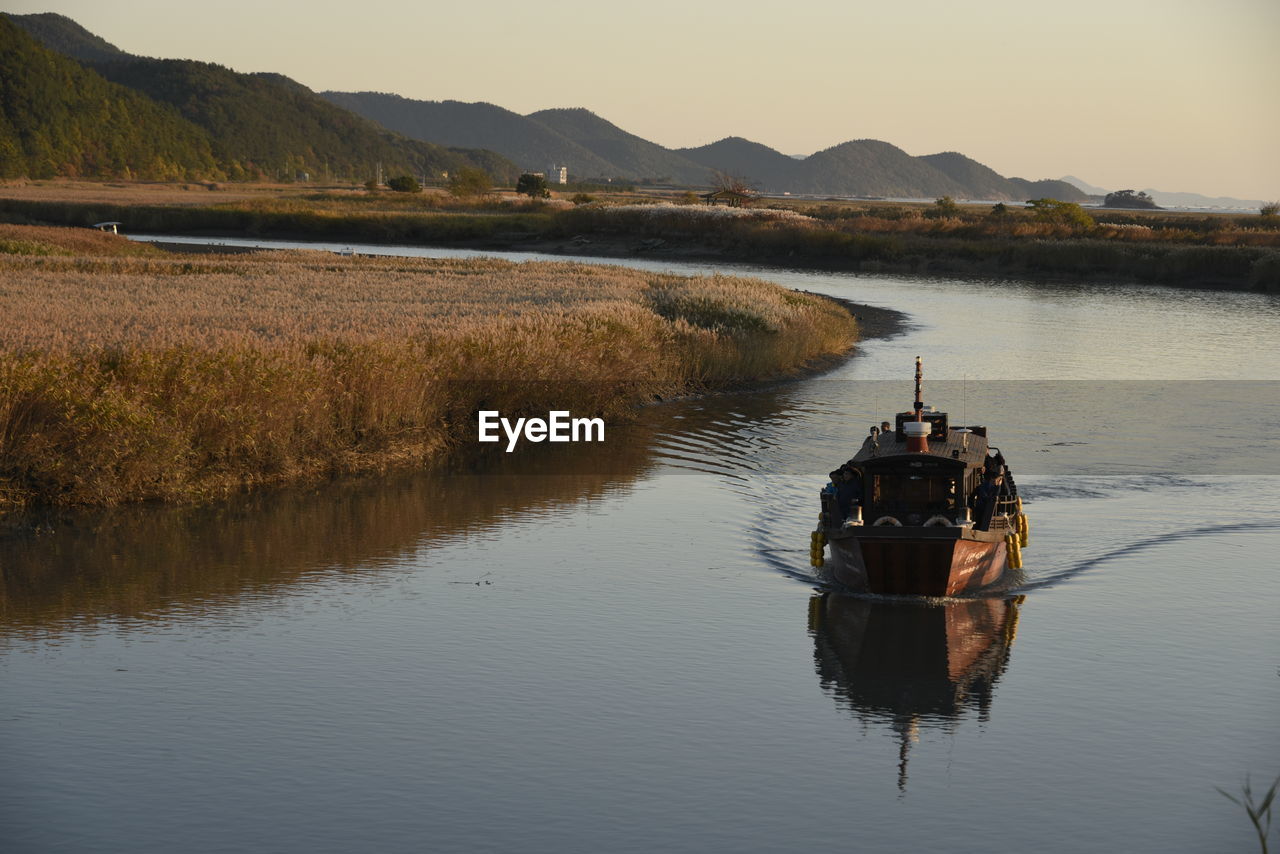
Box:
548 164 568 185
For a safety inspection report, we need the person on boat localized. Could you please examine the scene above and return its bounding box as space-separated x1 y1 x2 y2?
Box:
984 449 1006 478
834 466 862 520
973 470 1003 531
880 421 894 440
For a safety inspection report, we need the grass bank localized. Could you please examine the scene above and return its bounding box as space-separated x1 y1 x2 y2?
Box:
2 188 1279 291
0 224 858 508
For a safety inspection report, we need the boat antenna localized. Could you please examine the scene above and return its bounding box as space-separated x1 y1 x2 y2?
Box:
963 372 967 425
914 356 923 419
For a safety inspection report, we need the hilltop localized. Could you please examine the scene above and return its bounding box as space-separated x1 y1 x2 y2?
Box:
3 12 516 183
319 93 621 179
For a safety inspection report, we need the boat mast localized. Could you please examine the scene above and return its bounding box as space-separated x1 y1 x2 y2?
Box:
905 356 930 453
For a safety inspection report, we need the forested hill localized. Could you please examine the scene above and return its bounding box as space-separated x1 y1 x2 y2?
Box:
88 58 516 183
2 12 517 183
0 16 218 180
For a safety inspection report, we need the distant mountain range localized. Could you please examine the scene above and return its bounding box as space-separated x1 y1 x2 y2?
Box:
322 91 1088 201
1059 176 1265 211
2 12 1257 206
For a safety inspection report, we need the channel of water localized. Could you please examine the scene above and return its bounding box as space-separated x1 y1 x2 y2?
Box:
3 236 1277 853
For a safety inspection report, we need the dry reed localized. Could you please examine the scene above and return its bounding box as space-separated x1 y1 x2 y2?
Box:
0 225 857 507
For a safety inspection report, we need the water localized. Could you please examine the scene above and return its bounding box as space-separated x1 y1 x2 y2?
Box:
3 239 1278 853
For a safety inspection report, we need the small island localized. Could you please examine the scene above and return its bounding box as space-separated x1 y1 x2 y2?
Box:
1103 189 1162 210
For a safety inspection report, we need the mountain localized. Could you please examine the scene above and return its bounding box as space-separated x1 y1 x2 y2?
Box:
919 152 1021 200
1008 177 1089 202
320 92 619 178
526 108 711 184
677 136 802 191
793 140 967 198
4 11 131 63
0 16 217 180
7 13 516 183
88 57 517 182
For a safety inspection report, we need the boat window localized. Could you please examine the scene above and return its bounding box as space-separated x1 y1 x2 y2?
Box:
871 474 958 512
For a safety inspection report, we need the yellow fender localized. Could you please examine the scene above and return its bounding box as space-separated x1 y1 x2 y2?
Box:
810 529 827 567
1005 533 1023 570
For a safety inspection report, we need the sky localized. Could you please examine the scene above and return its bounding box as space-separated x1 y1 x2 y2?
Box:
7 0 1279 200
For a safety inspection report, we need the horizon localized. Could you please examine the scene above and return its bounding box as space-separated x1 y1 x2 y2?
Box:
5 0 1278 201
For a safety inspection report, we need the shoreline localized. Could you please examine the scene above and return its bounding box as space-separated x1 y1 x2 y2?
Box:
4 194 1277 292
144 226 1280 293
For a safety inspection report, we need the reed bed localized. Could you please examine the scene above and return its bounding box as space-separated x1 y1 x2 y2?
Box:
4 193 1278 290
0 226 857 507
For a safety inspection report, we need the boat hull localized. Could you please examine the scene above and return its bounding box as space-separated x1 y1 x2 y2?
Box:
824 527 1007 597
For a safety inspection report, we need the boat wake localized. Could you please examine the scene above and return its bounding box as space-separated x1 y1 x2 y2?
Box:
739 473 1280 598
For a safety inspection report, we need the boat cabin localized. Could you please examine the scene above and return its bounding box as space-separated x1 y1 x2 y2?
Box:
850 420 992 526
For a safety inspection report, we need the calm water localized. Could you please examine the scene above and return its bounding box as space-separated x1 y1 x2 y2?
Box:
3 239 1278 853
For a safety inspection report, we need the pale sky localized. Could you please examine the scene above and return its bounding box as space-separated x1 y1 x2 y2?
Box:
7 0 1279 199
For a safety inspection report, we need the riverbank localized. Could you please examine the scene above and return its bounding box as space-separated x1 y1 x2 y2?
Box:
3 190 1278 291
0 224 860 508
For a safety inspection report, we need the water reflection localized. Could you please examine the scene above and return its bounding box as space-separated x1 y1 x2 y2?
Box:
0 370 845 640
808 592 1023 790
0 430 662 639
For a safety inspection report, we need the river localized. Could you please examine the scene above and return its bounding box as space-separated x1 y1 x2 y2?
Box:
3 237 1278 853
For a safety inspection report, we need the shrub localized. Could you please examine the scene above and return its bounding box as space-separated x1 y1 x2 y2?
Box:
448 168 492 198
386 175 421 193
1028 198 1095 230
516 173 550 199
925 196 961 219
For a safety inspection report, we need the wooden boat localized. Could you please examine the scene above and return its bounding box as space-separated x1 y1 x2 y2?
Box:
810 357 1029 596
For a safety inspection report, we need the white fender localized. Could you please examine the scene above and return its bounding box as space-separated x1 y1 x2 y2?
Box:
872 516 902 527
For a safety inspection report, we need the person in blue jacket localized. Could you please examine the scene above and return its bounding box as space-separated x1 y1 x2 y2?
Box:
834 466 863 520
972 470 1004 531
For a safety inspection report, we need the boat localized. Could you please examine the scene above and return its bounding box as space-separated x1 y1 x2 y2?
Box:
810 357 1029 596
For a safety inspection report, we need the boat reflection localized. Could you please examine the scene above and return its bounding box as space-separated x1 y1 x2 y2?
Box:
808 592 1023 791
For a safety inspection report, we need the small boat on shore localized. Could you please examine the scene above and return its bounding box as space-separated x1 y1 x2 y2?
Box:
811 357 1028 596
